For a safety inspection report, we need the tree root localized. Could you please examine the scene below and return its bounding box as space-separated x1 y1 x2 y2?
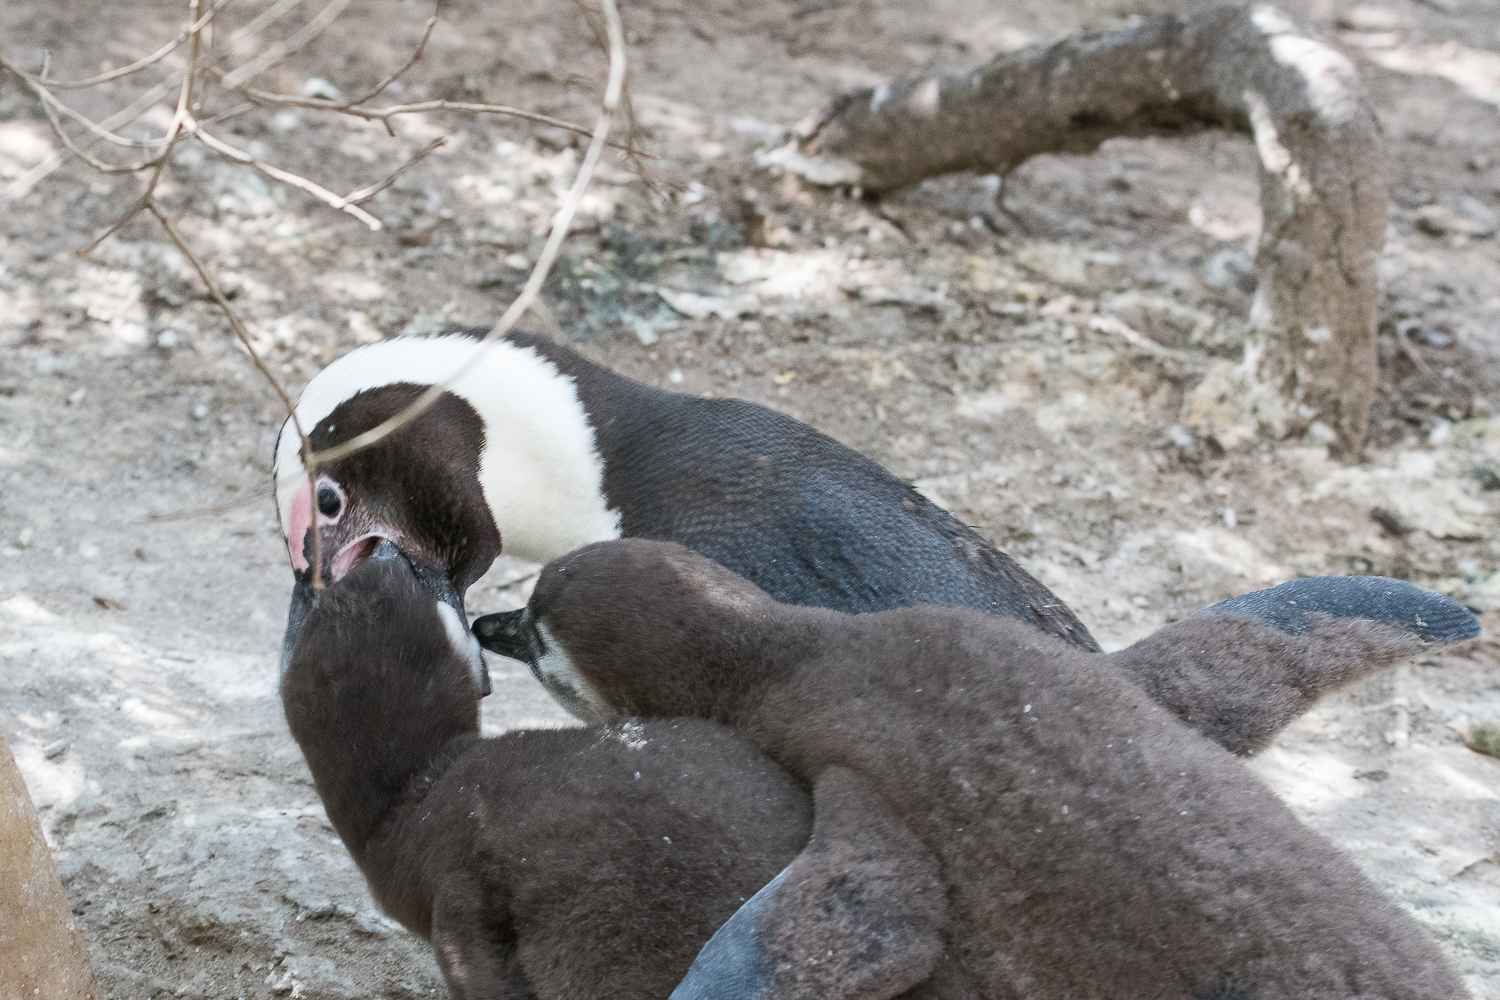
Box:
780 5 1388 454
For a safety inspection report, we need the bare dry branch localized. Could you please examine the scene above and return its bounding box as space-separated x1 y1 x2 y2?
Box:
77 195 154 256
0 71 183 199
147 204 298 428
76 0 206 255
17 66 166 149
187 116 384 229
220 0 355 89
302 0 628 469
147 197 323 581
34 82 162 174
346 11 437 107
31 0 232 90
785 4 1387 454
219 0 304 53
11 0 642 586
338 136 446 206
146 485 273 522
227 80 646 156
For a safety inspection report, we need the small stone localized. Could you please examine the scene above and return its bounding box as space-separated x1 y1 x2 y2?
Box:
1415 204 1494 238
1370 506 1412 537
193 403 210 419
300 77 344 102
667 369 685 385
1385 706 1410 748
78 542 100 560
1306 421 1338 445
1336 6 1403 30
1469 724 1500 759
16 528 32 549
157 330 179 348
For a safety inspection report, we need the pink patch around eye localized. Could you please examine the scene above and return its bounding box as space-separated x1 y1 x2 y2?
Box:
287 480 312 573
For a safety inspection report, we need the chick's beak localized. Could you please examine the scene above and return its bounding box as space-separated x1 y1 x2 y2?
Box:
472 609 543 670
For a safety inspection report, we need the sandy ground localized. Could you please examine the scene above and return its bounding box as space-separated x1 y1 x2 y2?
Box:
2 0 1499 995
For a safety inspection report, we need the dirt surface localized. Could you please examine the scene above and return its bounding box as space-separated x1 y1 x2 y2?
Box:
2 0 1499 995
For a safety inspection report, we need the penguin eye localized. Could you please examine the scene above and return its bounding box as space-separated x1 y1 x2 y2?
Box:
316 486 342 518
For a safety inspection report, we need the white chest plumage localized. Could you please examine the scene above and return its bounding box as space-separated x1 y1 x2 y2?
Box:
273 335 622 565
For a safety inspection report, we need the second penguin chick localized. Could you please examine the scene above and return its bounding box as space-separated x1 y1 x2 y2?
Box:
491 540 1473 1000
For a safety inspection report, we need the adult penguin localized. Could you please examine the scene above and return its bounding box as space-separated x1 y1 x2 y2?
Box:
272 329 1096 675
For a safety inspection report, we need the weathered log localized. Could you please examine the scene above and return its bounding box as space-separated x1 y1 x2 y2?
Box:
777 5 1388 454
1 731 98 1000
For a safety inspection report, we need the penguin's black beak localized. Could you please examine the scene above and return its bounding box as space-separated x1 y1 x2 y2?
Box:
473 609 543 670
280 576 318 680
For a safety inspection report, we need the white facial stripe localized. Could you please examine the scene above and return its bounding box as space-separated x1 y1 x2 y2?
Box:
273 334 622 564
533 621 614 724
435 601 488 693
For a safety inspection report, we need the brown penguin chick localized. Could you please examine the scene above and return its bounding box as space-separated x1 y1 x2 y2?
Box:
280 541 817 1000
497 540 1472 1000
477 564 1479 760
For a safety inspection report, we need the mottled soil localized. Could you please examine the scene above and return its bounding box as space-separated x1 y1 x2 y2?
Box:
2 0 1499 996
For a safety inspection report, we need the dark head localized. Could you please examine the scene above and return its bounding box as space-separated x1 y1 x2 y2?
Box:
273 333 621 677
473 539 798 725
280 540 488 854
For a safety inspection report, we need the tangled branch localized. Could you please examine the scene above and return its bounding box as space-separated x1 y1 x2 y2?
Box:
1 0 634 586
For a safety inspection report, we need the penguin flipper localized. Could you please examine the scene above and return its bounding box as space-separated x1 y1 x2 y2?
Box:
1111 576 1479 756
671 767 945 1000
1194 575 1480 643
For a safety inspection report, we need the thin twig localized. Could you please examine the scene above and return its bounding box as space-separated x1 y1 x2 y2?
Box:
15 66 163 149
29 0 234 90
77 195 153 256
148 204 299 427
571 0 652 182
187 116 384 229
220 0 306 55
299 0 628 470
33 78 162 174
0 71 183 199
338 136 445 206
227 81 647 158
148 197 321 579
75 0 206 257
346 11 438 107
146 486 272 522
1088 314 1201 369
220 0 355 89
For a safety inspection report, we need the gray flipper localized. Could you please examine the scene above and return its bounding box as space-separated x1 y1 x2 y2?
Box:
670 868 783 1000
672 767 946 1000
1196 575 1479 643
1112 576 1479 756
